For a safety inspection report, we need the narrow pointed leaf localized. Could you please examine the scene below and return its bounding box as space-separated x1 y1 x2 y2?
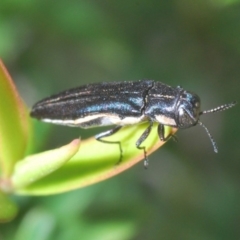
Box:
16 124 176 195
11 139 80 190
0 60 30 177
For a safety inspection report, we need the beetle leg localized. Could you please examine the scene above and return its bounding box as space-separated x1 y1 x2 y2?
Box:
158 124 168 141
95 126 123 164
136 121 153 168
158 124 177 142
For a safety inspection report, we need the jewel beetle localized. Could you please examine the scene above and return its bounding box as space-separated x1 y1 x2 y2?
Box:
30 80 236 167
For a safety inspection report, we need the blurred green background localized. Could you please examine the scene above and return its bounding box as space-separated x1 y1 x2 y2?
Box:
0 0 240 239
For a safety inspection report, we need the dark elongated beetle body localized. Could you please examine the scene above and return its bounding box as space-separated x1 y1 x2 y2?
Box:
30 80 236 167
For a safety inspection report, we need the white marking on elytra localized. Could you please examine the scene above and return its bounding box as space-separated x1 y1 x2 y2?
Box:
42 114 146 128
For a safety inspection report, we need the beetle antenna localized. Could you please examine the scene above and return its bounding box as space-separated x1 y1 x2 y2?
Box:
198 121 218 153
200 101 236 115
198 101 236 153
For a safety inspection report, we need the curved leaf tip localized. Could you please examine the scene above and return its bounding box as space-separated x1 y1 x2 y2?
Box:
0 59 30 177
11 139 81 190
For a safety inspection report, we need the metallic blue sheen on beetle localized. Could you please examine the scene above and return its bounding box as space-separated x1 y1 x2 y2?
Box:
30 80 236 167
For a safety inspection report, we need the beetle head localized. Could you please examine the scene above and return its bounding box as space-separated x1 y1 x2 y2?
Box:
177 90 236 153
177 91 201 128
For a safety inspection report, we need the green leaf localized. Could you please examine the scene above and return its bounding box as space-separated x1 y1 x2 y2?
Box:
14 208 56 240
0 190 18 222
15 123 177 195
0 59 30 177
11 139 81 190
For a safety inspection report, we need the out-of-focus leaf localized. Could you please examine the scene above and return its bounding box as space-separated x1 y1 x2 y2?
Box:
80 220 137 240
0 60 30 177
0 190 18 222
16 123 176 195
211 0 240 7
11 139 81 190
14 208 56 240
